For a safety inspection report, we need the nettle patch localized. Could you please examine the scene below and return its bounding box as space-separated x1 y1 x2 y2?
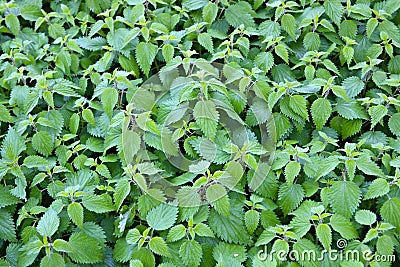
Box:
0 0 400 266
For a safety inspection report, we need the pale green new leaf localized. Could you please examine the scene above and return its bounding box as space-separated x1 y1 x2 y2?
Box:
135 42 158 77
149 237 170 256
102 87 118 119
146 204 178 231
311 98 332 130
82 194 115 213
37 209 59 237
316 224 331 250
355 210 376 225
330 214 358 239
364 178 390 200
68 202 84 228
32 131 53 156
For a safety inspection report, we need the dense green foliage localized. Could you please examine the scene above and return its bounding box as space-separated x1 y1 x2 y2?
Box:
1 0 400 266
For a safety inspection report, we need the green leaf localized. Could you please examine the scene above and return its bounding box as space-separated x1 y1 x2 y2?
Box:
0 210 17 241
339 20 357 39
114 179 131 211
94 51 113 72
1 127 26 161
82 194 115 213
342 76 364 98
162 44 174 63
68 202 84 228
69 113 80 134
389 113 400 136
179 240 202 267
203 2 218 24
244 209 259 234
281 14 296 39
56 50 71 75
40 253 65 267
126 228 142 244
193 100 219 139
194 223 214 237
206 183 227 203
225 2 255 28
135 42 158 76
284 161 301 185
324 0 343 25
37 209 59 237
102 87 118 119
0 104 13 122
342 46 354 66
53 239 73 253
336 100 368 120
292 239 320 267
209 199 252 245
303 32 320 51
355 210 376 225
255 52 274 73
68 232 104 263
316 223 331 250
365 178 390 200
380 197 400 230
367 18 378 38
131 247 155 267
122 130 141 165
149 237 170 256
330 214 358 239
0 186 20 209
182 0 208 10
311 98 332 130
198 33 213 53
82 109 95 125
289 95 308 120
146 204 178 231
167 224 186 242
274 44 289 64
5 14 20 35
32 131 53 156
328 181 361 218
356 156 384 177
368 105 387 129
278 183 305 214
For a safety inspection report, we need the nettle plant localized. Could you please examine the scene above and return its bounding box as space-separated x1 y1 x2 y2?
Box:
0 0 400 266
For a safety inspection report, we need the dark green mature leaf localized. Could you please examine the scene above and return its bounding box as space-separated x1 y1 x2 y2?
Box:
225 2 255 28
0 210 17 241
69 232 104 263
329 181 361 218
179 240 202 267
209 198 252 245
2 0 400 265
380 198 400 230
32 132 53 156
278 183 305 214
